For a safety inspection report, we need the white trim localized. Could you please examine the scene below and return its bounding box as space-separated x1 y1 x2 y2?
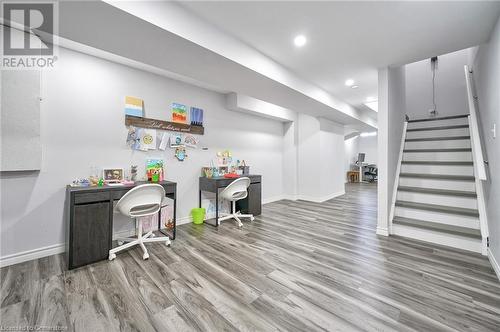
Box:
262 194 294 204
295 190 345 203
176 216 191 226
376 227 389 236
389 121 408 234
0 243 65 268
488 249 500 281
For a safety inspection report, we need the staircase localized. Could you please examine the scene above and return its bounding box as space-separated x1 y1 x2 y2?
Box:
391 114 486 253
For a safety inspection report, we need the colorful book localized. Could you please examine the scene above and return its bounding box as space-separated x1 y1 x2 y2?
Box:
190 107 204 126
125 96 144 117
172 103 187 123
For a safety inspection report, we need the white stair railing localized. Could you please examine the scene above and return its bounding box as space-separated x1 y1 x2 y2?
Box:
464 65 489 255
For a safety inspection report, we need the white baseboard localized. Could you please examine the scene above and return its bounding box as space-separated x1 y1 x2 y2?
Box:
0 243 65 268
376 227 389 236
488 248 500 281
295 190 345 203
262 194 295 204
176 216 191 225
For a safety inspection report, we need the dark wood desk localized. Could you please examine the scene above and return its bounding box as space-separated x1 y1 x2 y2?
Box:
65 181 176 270
199 175 262 226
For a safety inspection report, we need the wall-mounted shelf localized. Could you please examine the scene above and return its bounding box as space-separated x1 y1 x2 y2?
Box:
125 115 204 135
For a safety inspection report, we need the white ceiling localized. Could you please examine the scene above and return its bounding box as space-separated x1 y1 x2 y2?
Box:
179 1 500 109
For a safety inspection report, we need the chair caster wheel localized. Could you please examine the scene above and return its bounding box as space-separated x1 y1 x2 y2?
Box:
165 241 171 247
143 252 149 260
151 233 156 237
108 253 116 261
117 241 124 245
250 217 255 221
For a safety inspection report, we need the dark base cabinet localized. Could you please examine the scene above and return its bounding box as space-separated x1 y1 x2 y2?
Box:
236 182 262 216
71 202 111 268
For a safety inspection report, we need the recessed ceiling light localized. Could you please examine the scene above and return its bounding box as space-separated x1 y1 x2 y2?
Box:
293 35 307 47
345 79 355 86
366 96 377 102
351 85 359 89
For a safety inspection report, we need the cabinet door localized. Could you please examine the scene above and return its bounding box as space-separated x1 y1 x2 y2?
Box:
236 183 262 216
71 202 110 268
248 183 262 216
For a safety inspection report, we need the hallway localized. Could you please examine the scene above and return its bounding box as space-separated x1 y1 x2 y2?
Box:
1 183 499 331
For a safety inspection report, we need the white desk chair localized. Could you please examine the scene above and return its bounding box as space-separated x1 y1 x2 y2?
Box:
218 177 255 227
109 184 171 261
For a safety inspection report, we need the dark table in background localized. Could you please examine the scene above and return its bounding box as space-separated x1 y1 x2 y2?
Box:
199 175 262 226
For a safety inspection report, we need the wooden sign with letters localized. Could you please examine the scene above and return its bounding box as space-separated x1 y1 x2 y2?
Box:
125 115 204 135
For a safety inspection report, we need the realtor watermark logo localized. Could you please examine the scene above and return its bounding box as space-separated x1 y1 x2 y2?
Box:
1 1 58 69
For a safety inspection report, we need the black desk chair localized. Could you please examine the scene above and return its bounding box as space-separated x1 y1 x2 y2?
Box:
364 165 378 182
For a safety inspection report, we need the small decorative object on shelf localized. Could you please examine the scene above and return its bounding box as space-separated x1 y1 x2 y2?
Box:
70 179 90 187
172 103 187 124
190 107 204 126
201 152 249 177
103 168 124 183
130 165 138 181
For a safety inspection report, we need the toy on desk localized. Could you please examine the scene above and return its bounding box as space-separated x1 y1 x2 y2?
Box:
98 178 104 187
224 173 239 179
89 176 99 186
130 165 138 181
70 178 91 187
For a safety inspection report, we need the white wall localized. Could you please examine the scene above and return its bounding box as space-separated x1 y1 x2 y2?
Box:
377 66 406 235
471 15 500 275
296 114 346 202
358 135 378 165
344 136 359 175
282 120 298 199
319 119 346 199
0 47 286 260
405 49 469 119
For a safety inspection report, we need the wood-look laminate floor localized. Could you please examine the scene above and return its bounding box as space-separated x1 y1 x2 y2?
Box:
1 183 500 331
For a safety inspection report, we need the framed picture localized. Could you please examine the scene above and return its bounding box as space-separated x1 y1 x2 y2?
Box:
103 168 124 183
172 102 187 124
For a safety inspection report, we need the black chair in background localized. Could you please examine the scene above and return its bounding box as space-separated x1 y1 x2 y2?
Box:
364 165 378 182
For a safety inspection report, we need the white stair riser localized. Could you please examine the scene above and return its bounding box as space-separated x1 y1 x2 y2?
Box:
399 177 476 191
405 139 470 150
396 191 478 209
392 224 481 253
407 117 468 130
401 164 474 176
406 127 469 139
394 206 480 229
403 151 472 162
